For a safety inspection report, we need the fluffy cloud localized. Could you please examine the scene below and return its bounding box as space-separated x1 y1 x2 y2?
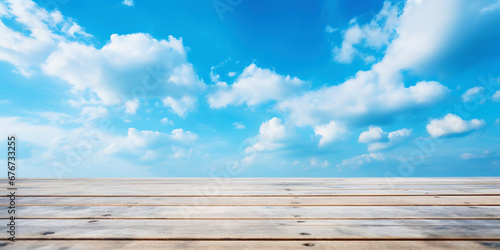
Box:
0 116 68 148
233 122 245 129
104 127 198 159
80 106 108 120
245 117 287 153
125 99 140 114
278 71 449 126
0 116 201 176
358 126 387 143
170 128 198 143
366 128 412 151
43 33 206 117
333 1 400 63
0 0 89 75
426 113 485 138
314 120 347 146
358 126 411 151
279 0 494 127
462 86 484 102
1 0 206 117
122 0 134 7
160 117 173 125
208 64 306 108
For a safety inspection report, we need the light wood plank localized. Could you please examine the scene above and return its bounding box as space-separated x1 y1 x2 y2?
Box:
6 195 500 206
11 177 500 186
9 219 500 239
6 184 500 191
8 205 500 219
9 188 500 196
2 240 500 250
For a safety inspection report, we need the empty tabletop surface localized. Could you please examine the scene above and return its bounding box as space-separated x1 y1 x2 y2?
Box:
2 177 500 249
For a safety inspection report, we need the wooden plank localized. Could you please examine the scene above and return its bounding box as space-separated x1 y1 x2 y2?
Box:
6 184 500 191
8 205 500 219
4 178 500 249
9 189 500 196
8 219 500 239
5 195 500 206
11 177 500 186
2 240 500 250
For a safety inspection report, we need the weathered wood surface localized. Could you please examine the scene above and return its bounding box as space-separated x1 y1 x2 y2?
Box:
3 240 500 250
2 178 500 249
4 195 499 206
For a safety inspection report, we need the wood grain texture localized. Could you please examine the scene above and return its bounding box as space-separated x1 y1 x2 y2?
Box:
7 205 500 219
2 241 500 250
4 195 499 206
7 219 500 239
2 177 499 249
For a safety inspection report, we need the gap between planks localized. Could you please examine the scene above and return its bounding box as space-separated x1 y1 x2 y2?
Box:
10 217 500 220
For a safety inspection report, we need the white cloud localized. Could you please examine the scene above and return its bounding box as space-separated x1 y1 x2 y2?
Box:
358 126 387 143
122 127 197 149
366 128 411 151
42 33 206 117
103 127 198 161
337 153 385 168
0 116 68 147
493 90 500 101
80 106 108 120
208 63 306 108
229 117 289 173
34 111 73 124
0 0 204 117
426 113 485 138
65 22 90 37
124 99 139 114
122 0 134 7
233 122 245 129
310 158 330 168
170 128 198 143
0 0 89 75
227 71 236 77
461 150 499 160
461 86 484 102
358 126 411 151
314 120 347 146
171 146 193 159
245 117 286 153
363 55 376 64
278 0 464 127
160 117 173 125
325 25 337 33
162 95 197 118
209 66 220 83
333 1 400 63
0 116 201 177
278 72 449 127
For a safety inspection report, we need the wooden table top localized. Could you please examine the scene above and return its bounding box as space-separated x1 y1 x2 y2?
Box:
2 177 500 249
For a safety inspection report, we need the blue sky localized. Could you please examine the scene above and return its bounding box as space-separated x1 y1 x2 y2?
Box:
1 0 500 178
